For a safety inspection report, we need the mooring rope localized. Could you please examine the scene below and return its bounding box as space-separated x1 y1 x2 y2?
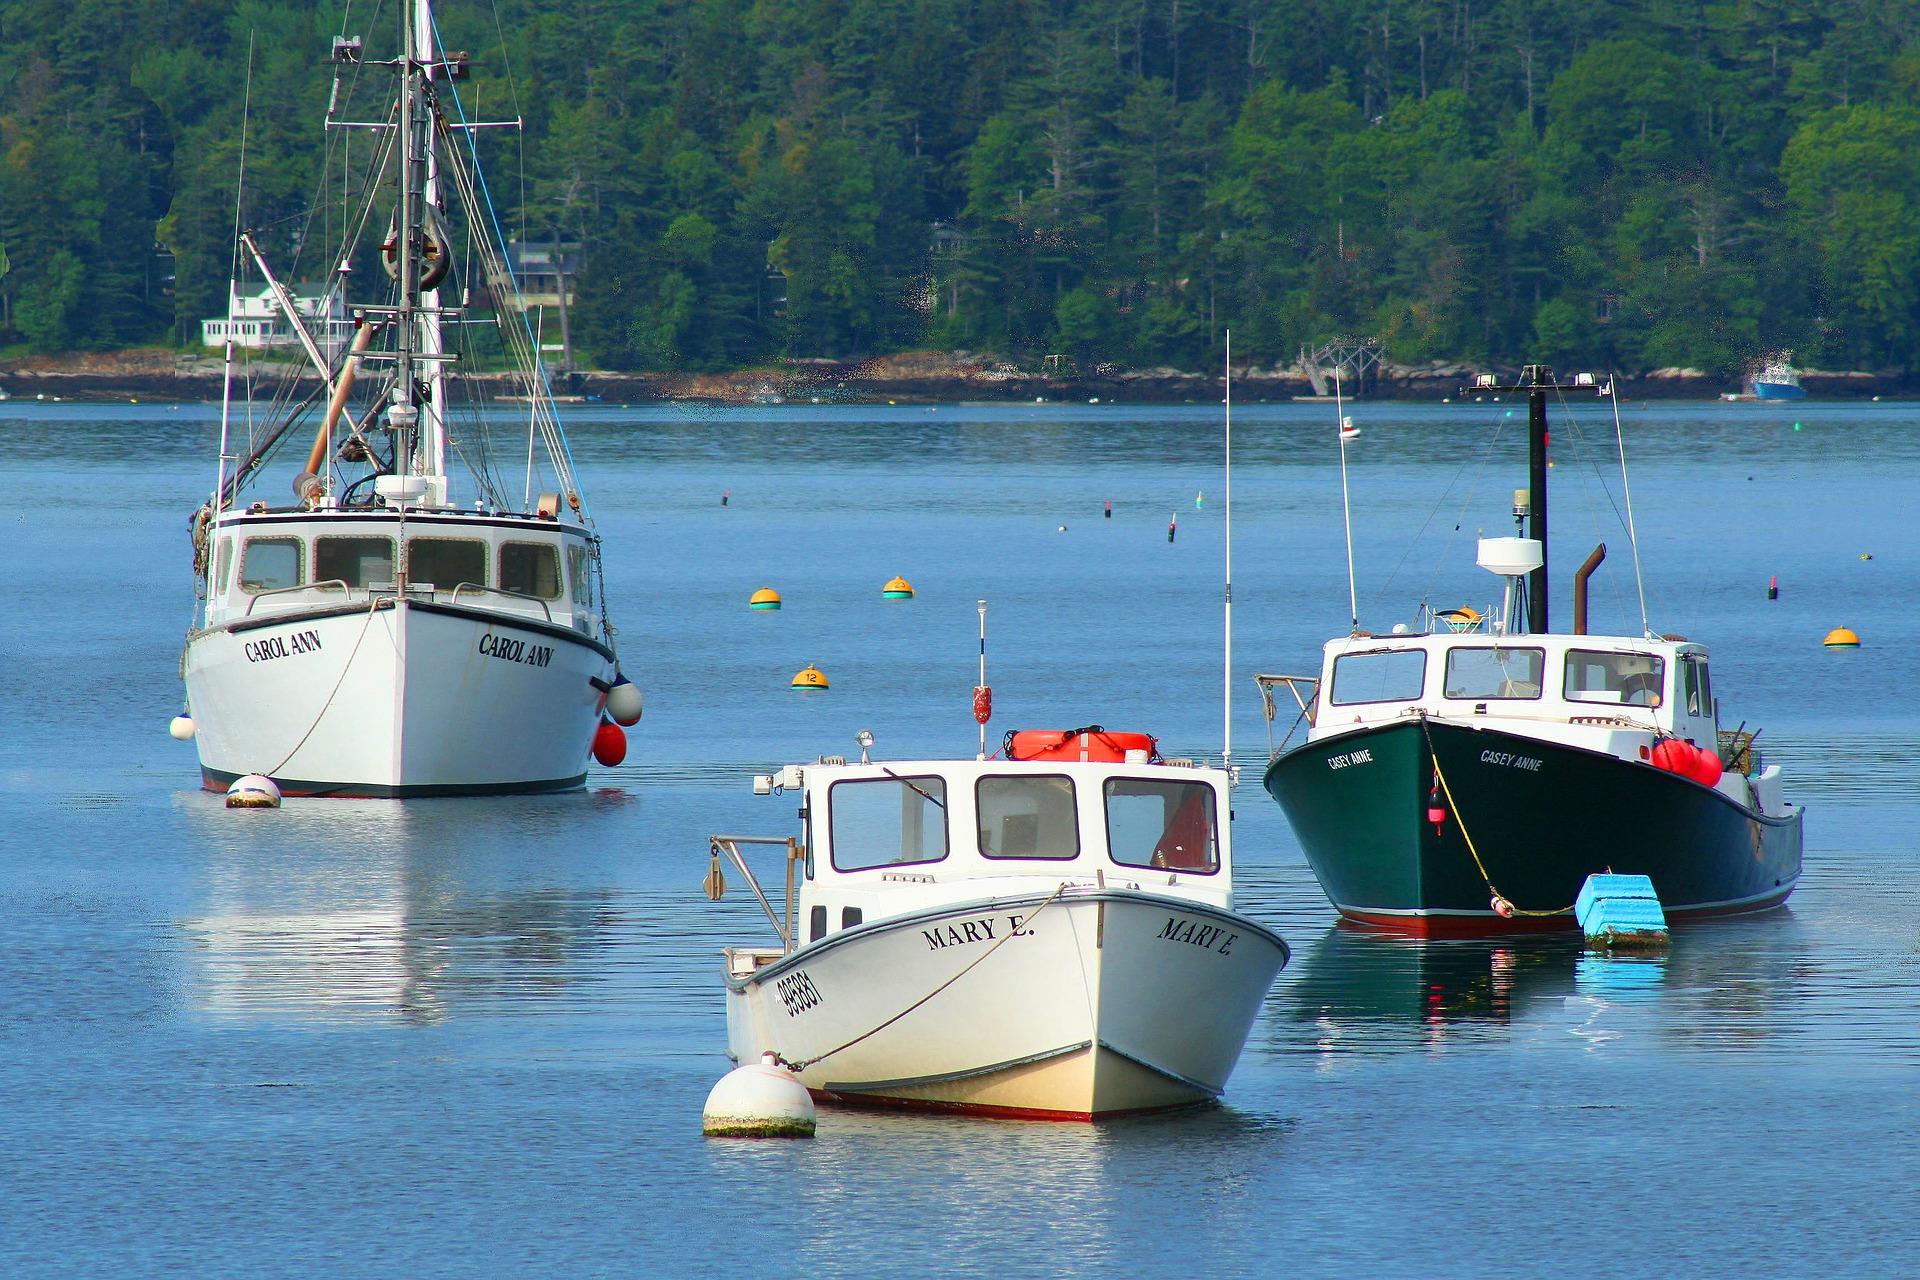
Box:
267 597 387 776
1420 717 1573 918
780 879 1073 1073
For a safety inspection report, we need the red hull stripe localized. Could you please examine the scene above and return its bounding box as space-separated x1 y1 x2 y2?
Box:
812 1089 1210 1124
1337 886 1794 937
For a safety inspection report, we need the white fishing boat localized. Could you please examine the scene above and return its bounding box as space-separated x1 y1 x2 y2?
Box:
709 729 1290 1119
178 1 637 796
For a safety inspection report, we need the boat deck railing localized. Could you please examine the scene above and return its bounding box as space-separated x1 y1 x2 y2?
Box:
708 835 805 954
1253 673 1320 758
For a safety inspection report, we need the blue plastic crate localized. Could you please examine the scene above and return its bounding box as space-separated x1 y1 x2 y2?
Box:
1576 873 1669 947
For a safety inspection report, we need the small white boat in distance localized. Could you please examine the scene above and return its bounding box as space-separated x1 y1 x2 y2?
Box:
710 730 1290 1120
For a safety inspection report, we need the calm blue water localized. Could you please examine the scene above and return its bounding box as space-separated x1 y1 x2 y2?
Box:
3 397 1917 1276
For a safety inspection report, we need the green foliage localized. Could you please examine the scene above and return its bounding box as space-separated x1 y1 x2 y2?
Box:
6 0 1920 373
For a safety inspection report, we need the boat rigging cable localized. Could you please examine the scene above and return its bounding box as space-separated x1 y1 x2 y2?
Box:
1607 384 1653 638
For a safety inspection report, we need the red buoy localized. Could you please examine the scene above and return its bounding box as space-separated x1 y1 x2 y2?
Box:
1691 747 1724 787
1649 738 1693 774
592 721 627 767
1427 781 1446 831
972 685 992 725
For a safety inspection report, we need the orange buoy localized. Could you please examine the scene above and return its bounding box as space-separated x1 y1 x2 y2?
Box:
1823 626 1861 648
750 587 782 611
882 576 915 600
791 665 828 691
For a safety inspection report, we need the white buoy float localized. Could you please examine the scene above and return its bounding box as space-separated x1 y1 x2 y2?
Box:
606 675 643 726
225 774 282 809
702 1053 815 1138
169 714 197 741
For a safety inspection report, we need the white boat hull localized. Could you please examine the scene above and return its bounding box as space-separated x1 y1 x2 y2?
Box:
183 598 611 796
724 889 1288 1119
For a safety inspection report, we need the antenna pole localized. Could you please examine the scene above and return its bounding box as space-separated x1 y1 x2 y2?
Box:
1336 366 1358 629
976 600 989 761
1526 365 1550 633
1223 330 1233 773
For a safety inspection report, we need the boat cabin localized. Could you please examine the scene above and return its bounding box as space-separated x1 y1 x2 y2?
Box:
1310 629 1718 751
200 504 601 638
717 748 1236 960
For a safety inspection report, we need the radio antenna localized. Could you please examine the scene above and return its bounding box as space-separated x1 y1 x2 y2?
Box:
1223 331 1234 778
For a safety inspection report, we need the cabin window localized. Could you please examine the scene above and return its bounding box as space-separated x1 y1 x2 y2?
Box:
841 907 863 929
567 543 594 607
315 535 396 588
1329 649 1427 705
239 537 303 593
500 541 563 599
1683 659 1713 718
809 905 826 943
1104 778 1219 874
408 537 486 591
1565 650 1664 707
213 536 235 593
828 775 949 871
977 775 1079 860
1444 646 1544 700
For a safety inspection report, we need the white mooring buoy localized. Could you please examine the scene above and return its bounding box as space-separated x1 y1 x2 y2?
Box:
702 1053 815 1138
169 714 197 741
225 774 282 809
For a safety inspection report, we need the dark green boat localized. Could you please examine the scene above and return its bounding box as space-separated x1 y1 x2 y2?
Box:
1257 368 1804 935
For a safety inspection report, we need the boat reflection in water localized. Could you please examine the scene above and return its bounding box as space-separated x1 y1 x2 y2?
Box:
174 794 626 1026
1279 926 1591 1054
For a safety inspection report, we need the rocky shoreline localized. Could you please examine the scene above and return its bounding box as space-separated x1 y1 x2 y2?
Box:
1 348 1907 404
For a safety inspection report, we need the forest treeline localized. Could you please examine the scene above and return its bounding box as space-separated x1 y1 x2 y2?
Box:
4 1 1919 378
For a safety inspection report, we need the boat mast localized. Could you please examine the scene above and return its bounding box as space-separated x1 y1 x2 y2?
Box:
1524 363 1550 633
414 0 446 486
1463 364 1605 635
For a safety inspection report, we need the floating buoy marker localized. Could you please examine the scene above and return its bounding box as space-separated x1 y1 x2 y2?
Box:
721 489 729 507
792 665 829 691
749 587 782 611
606 675 643 726
881 576 915 600
225 774 282 809
1103 499 1111 519
702 1053 815 1138
1167 516 1176 544
1823 626 1861 649
1767 575 1778 601
169 713 197 741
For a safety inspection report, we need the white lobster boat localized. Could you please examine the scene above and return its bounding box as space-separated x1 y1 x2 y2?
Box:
179 0 635 796
710 730 1290 1120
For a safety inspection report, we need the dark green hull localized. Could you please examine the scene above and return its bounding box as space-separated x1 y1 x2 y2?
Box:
1263 718 1803 935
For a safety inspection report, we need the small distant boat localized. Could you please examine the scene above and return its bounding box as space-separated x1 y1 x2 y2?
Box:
709 729 1289 1119
1749 354 1806 400
1256 366 1803 934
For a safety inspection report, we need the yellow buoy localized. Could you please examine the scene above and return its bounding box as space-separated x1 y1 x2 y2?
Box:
749 587 782 611
792 664 829 690
1823 626 1861 649
882 575 915 600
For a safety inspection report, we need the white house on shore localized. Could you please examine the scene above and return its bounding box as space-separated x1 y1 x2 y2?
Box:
201 285 349 351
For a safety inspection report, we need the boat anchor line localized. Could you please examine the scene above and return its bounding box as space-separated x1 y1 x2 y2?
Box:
1419 716 1574 919
776 879 1073 1074
265 597 387 777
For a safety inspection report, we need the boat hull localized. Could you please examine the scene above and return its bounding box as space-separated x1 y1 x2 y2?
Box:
1751 380 1806 401
724 890 1288 1119
183 598 611 796
1263 719 1802 935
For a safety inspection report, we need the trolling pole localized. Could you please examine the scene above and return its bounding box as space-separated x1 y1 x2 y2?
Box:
1335 366 1358 630
1223 331 1234 774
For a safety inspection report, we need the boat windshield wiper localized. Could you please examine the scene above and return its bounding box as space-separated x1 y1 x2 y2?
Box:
881 766 946 810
